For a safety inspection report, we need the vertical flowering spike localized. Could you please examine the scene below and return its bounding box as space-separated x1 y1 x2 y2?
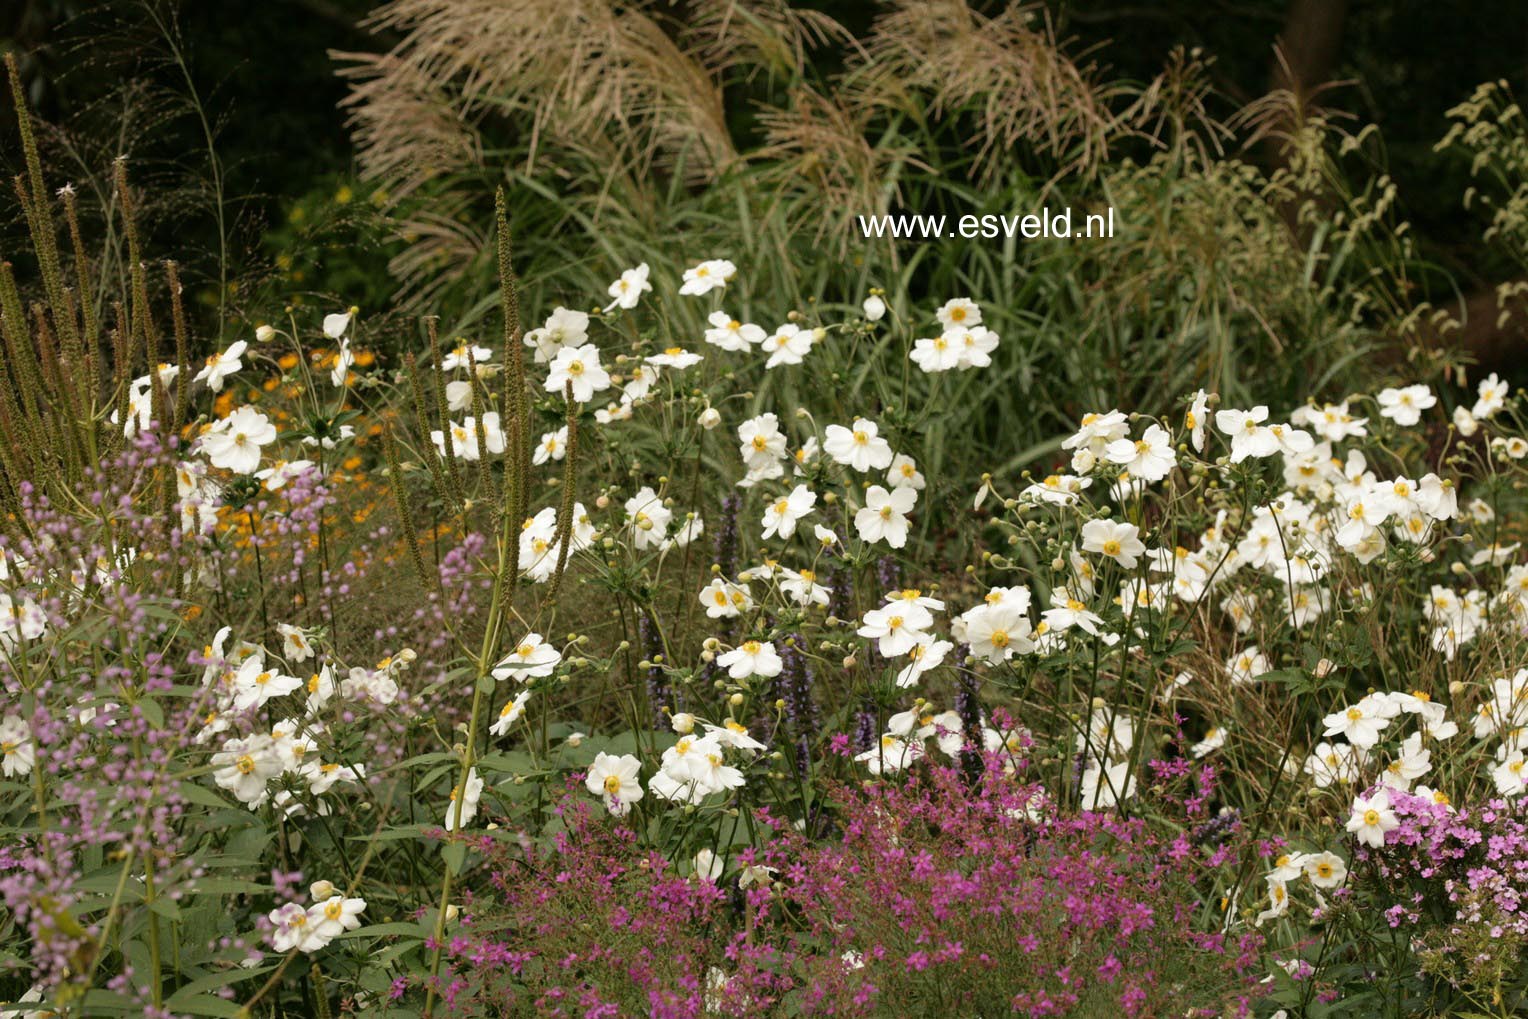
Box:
951 643 983 784
638 610 671 725
383 424 437 593
776 634 818 775
0 261 50 446
494 188 530 539
713 491 742 580
853 706 878 753
113 159 155 376
425 318 465 510
164 261 190 430
403 349 451 506
544 382 579 603
59 184 98 376
6 51 81 369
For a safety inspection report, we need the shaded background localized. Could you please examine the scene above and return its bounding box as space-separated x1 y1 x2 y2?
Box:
3 0 1526 360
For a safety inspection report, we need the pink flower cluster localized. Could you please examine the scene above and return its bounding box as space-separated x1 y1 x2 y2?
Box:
428 762 1265 1017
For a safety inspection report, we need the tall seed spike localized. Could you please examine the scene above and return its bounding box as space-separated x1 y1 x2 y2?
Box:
381 425 437 593
427 318 465 510
547 387 580 603
165 261 190 432
6 55 82 365
403 351 451 508
60 186 99 375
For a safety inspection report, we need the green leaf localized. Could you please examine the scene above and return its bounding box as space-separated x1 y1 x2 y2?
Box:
162 992 244 1017
348 825 426 843
338 921 427 939
187 876 268 896
148 896 183 921
166 964 274 1002
441 840 467 875
179 783 237 811
135 698 165 729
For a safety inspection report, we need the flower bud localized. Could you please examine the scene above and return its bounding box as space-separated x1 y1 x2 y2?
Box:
698 407 721 430
1452 405 1478 437
862 294 886 321
309 880 336 901
671 712 696 734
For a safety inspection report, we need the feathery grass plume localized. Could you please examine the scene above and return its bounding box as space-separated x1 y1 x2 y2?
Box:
856 0 1122 184
753 84 929 259
684 0 853 79
1236 82 1436 355
338 0 822 303
1438 81 1528 330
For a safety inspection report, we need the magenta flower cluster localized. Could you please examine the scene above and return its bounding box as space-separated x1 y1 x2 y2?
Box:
426 760 1265 1017
1352 789 1528 998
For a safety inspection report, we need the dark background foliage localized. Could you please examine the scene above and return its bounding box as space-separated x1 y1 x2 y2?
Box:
2 0 1525 355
